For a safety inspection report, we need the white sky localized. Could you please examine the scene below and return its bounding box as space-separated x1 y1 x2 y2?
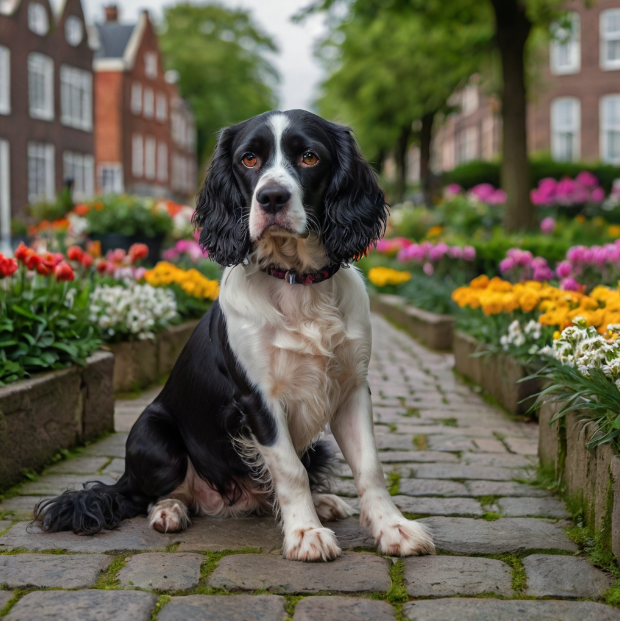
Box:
80 0 327 111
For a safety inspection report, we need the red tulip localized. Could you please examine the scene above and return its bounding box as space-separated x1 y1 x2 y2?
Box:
80 253 93 268
55 262 75 281
0 255 17 277
14 242 30 263
67 246 84 262
129 243 149 263
36 253 55 276
96 259 110 274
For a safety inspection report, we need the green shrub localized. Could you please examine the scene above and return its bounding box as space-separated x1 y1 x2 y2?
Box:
390 203 439 240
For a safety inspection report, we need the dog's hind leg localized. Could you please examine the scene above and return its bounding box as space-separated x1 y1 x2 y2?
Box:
148 498 191 533
311 493 353 522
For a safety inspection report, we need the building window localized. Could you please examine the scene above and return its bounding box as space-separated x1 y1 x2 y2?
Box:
28 53 54 121
99 163 123 194
131 83 142 115
156 92 167 122
60 65 92 131
28 2 49 36
0 139 10 254
456 126 478 165
144 52 157 79
143 88 154 118
157 142 168 182
63 152 94 201
65 15 83 46
132 135 143 178
551 97 580 162
461 85 478 116
550 13 580 75
28 142 55 202
601 9 620 71
0 47 9 115
601 95 620 164
145 136 156 180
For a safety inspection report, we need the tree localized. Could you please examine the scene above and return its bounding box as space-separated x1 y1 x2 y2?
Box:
315 10 487 204
302 0 570 231
159 3 279 165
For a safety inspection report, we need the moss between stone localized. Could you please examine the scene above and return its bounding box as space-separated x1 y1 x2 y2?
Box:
440 418 458 427
284 594 304 619
0 588 29 617
387 472 401 496
405 408 420 418
93 556 127 590
150 594 172 621
481 512 501 521
413 435 427 451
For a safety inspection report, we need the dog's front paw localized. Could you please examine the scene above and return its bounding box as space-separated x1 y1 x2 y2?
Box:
283 526 342 562
312 493 354 522
148 499 190 534
369 517 435 556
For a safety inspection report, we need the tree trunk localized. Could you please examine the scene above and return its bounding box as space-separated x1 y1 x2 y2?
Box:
420 111 435 207
490 0 534 232
394 125 412 204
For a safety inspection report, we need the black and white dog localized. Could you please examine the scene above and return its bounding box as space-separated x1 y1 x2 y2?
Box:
35 110 435 561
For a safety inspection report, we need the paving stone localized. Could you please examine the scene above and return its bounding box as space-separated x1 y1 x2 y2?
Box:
498 497 570 518
0 497 50 520
119 552 203 591
403 598 620 620
209 552 390 593
18 474 116 496
466 480 550 497
463 453 535 468
379 451 459 464
46 456 109 474
398 479 469 497
504 437 538 455
102 458 125 478
158 594 287 621
0 521 12 532
5 590 158 621
404 556 513 597
375 434 415 450
473 438 507 453
0 553 111 588
0 518 171 552
425 436 477 451
412 464 526 481
331 479 358 496
0 591 13 609
523 554 613 598
293 596 396 620
418 517 578 554
82 433 128 458
391 495 483 516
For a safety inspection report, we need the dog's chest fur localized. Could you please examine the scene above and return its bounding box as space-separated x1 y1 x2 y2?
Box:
220 265 371 452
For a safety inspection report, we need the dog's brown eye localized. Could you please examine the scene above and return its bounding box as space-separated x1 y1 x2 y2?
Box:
242 153 258 168
302 151 319 167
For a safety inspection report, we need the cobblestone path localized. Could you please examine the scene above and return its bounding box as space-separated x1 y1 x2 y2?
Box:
0 315 617 620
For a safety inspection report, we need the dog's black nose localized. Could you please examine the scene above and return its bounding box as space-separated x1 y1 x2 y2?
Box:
257 185 291 214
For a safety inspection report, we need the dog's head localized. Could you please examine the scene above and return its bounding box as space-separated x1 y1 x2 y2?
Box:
193 110 388 268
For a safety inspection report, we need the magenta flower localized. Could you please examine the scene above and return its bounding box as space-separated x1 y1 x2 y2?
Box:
447 183 462 195
163 248 179 261
463 246 476 261
560 276 581 291
469 183 495 202
447 246 463 259
487 189 507 205
533 265 554 281
591 187 605 202
500 257 516 273
428 243 449 262
540 217 556 234
567 245 587 264
556 260 572 278
423 262 434 276
575 171 598 188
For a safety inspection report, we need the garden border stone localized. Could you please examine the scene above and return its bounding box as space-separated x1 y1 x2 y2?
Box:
0 351 114 490
107 319 199 392
453 330 541 416
369 294 454 350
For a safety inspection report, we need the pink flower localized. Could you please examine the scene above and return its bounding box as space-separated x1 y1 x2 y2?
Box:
462 246 476 261
423 262 434 276
533 265 554 281
567 245 587 264
560 276 581 291
487 189 507 205
555 177 576 205
500 257 516 273
133 267 147 280
428 243 449 262
507 248 533 267
540 217 556 234
163 248 179 261
591 187 605 202
469 183 496 202
576 171 598 188
447 246 463 259
556 260 572 278
531 256 549 270
447 183 462 195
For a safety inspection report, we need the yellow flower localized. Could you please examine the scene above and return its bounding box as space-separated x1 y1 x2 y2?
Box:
144 261 220 300
426 225 443 238
609 224 620 238
368 267 411 287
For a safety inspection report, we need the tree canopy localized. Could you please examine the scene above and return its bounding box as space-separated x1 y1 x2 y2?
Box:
158 3 280 165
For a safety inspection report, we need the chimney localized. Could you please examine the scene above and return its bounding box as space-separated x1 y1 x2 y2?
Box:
104 5 119 23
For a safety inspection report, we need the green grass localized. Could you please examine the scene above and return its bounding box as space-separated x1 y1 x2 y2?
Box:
386 472 401 496
440 418 458 427
404 407 420 418
284 595 304 619
386 559 408 604
150 595 172 620
93 556 127 590
413 435 427 450
482 512 501 521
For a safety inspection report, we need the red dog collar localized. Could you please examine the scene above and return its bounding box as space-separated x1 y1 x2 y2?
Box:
262 263 342 285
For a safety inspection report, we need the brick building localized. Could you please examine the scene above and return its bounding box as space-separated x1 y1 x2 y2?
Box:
430 0 620 174
0 0 94 252
92 6 197 202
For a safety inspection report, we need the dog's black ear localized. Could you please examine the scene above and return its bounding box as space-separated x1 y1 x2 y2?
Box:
193 123 250 266
322 124 389 265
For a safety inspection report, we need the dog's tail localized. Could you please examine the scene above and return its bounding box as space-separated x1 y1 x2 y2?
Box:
33 474 150 535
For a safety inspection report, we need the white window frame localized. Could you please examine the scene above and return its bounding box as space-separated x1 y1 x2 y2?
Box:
144 52 157 79
156 92 167 122
145 136 156 180
27 142 55 203
63 151 94 201
99 163 123 194
131 82 142 115
60 65 92 131
0 139 10 255
64 15 83 47
0 47 10 115
157 142 168 182
601 94 620 164
143 87 154 119
132 134 143 178
550 13 581 75
28 2 49 36
601 9 620 71
551 97 581 162
28 53 54 121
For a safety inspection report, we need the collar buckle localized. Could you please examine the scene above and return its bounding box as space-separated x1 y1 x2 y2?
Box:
285 270 297 285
